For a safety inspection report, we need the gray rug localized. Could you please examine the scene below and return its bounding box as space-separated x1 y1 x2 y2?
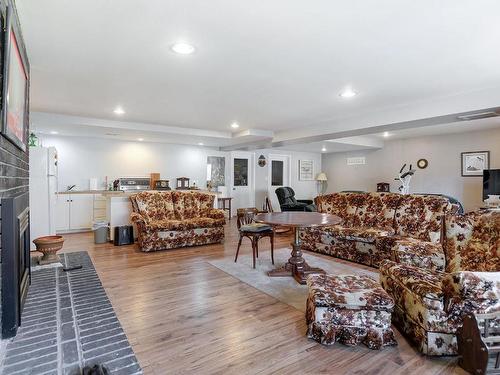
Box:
1 251 142 375
208 248 377 312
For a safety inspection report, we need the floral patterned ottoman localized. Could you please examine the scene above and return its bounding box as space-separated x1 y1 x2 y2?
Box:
306 274 397 349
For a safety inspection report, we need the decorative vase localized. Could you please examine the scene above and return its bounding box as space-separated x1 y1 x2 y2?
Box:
33 235 64 265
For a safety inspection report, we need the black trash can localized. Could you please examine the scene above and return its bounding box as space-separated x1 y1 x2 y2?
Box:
114 225 134 246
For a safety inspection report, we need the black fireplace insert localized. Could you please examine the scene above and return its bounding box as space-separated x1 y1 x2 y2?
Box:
1 191 31 338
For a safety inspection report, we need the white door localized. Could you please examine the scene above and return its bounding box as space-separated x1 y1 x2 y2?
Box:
230 152 255 216
70 194 94 230
268 154 291 211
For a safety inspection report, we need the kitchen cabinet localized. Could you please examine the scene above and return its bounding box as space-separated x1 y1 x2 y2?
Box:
56 194 93 232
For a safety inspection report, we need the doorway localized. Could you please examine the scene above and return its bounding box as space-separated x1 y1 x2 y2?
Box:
268 154 291 211
230 152 255 216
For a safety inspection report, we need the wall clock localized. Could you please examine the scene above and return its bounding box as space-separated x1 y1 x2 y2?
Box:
417 159 428 169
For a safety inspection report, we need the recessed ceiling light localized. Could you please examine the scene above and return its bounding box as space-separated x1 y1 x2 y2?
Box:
339 88 357 98
383 131 390 137
171 42 195 55
321 146 327 152
231 122 240 129
50 131 59 135
114 106 125 115
137 138 144 141
198 142 204 146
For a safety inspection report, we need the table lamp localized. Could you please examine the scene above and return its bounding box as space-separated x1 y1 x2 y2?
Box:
316 172 328 195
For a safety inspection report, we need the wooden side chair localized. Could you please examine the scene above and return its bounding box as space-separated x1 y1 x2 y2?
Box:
235 208 274 269
264 197 291 234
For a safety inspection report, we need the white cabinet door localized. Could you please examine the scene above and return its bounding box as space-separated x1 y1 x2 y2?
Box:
55 195 70 232
69 194 93 230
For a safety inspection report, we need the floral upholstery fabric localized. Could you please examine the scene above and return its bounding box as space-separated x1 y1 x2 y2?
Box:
444 210 500 273
352 192 401 229
306 274 397 349
130 191 225 252
302 192 454 270
315 192 359 225
324 226 394 243
392 237 445 272
394 195 449 243
380 211 499 356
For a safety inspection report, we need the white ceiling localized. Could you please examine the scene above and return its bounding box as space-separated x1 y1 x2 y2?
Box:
16 0 500 148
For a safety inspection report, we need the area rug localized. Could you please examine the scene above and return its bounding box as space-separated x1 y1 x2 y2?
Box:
208 248 378 312
1 251 142 375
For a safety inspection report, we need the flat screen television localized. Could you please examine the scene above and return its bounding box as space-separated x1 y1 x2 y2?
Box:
483 169 500 200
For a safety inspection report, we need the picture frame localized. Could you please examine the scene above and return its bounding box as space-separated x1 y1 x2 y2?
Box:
299 160 314 180
1 3 30 152
461 151 490 177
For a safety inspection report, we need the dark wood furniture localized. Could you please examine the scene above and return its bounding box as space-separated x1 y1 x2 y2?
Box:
217 197 232 220
458 313 500 375
264 197 291 234
176 177 190 190
235 208 274 269
254 212 341 284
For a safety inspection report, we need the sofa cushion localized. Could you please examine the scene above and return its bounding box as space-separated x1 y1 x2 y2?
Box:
307 274 394 311
134 191 175 221
315 193 361 226
352 192 401 229
392 237 445 272
394 195 449 243
444 210 500 273
379 260 445 310
324 225 394 243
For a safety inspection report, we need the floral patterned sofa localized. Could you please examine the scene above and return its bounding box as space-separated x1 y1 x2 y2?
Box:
300 192 455 268
130 191 225 252
380 210 500 355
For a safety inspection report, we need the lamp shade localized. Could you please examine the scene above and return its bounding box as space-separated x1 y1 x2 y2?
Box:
316 172 328 181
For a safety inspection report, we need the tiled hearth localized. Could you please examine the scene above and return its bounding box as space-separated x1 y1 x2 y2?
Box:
1 252 142 375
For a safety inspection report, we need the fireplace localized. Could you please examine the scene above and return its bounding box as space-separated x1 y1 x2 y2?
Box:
1 191 31 338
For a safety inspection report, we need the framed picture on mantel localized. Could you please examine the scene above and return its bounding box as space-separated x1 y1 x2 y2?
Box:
1 3 30 152
461 151 490 177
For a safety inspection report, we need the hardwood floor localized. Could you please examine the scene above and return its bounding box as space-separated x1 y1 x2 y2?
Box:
57 222 464 375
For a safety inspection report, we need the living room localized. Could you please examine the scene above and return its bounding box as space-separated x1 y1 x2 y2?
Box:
0 1 499 374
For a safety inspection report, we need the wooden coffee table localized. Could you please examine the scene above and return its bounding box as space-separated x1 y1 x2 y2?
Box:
254 212 341 284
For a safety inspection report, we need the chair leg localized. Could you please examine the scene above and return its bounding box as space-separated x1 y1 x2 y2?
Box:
255 238 259 258
235 235 243 263
252 238 256 269
270 233 274 265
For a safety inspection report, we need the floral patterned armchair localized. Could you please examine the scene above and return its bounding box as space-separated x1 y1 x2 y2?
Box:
380 210 500 355
130 191 225 252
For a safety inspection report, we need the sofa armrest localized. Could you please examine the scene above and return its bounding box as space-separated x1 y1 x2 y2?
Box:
130 212 146 225
442 272 500 314
205 208 226 220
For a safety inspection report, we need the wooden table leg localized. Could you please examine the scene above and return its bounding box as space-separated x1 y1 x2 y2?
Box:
267 226 325 284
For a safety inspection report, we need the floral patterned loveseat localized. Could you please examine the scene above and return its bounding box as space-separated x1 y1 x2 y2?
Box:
130 191 225 252
380 210 500 355
300 192 456 268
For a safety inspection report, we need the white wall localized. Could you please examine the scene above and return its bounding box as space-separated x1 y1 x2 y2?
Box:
40 135 321 210
321 128 500 212
254 149 322 209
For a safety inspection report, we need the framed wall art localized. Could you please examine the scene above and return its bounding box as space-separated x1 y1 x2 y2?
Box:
461 151 489 177
1 3 30 152
299 160 314 180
